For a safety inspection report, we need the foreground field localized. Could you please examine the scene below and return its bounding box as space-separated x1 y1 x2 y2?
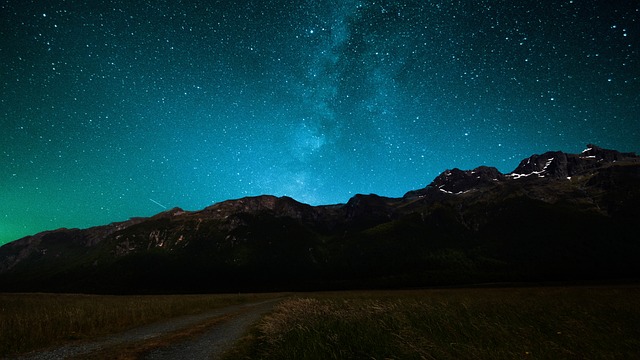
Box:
225 286 640 360
2 286 638 359
0 292 276 357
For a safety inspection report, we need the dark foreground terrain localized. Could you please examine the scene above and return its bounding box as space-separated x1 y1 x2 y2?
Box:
0 293 281 358
227 286 640 360
2 286 638 359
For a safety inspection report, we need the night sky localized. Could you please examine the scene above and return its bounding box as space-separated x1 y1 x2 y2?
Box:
1 1 639 245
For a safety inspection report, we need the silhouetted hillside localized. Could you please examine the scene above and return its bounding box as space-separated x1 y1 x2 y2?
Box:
1 145 639 293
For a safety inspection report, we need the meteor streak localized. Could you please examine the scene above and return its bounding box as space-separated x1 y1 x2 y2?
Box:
149 198 167 209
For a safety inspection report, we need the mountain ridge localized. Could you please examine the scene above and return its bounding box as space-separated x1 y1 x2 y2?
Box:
1 144 639 293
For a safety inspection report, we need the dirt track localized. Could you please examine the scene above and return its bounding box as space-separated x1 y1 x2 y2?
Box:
15 299 281 360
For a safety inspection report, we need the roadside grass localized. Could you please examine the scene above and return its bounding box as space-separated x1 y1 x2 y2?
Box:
224 286 640 359
0 292 274 357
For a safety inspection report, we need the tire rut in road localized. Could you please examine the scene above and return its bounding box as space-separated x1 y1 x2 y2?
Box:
140 299 279 360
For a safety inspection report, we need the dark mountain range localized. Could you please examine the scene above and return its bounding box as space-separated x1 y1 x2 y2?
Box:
1 144 639 294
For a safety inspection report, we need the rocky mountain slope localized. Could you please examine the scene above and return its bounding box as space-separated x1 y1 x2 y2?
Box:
1 144 639 293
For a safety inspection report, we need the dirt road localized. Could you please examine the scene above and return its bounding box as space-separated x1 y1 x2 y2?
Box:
15 298 281 360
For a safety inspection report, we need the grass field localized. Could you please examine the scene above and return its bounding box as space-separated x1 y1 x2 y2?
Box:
2 286 638 359
225 286 640 360
0 292 274 357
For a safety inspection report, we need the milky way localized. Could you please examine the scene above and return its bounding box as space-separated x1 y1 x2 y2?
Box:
1 0 639 244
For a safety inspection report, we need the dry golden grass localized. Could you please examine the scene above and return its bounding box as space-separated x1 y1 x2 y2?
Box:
0 292 271 357
225 286 640 360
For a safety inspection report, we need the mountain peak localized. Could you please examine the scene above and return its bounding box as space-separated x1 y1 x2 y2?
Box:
151 207 187 219
509 144 639 179
404 144 639 198
202 195 312 220
581 144 637 161
432 166 505 194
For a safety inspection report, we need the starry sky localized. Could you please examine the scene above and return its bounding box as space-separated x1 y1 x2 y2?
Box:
1 0 639 245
